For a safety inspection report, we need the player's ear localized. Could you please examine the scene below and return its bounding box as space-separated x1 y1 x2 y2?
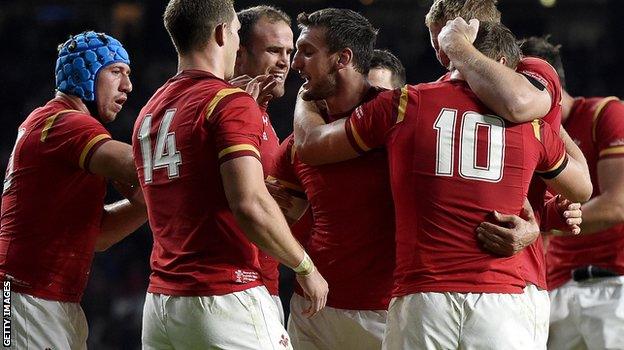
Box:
498 56 508 67
215 22 226 47
336 48 353 70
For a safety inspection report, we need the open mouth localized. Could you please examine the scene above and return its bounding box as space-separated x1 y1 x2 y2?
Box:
270 71 287 83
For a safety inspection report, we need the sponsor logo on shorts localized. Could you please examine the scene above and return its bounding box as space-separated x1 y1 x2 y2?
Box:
279 334 289 348
2 281 10 347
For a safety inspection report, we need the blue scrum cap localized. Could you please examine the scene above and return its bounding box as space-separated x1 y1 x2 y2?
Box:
55 31 130 101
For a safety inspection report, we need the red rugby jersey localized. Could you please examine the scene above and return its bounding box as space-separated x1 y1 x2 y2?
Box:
547 97 624 289
271 89 396 310
133 70 267 296
257 108 281 296
0 96 111 302
515 57 563 289
346 81 567 295
435 58 563 289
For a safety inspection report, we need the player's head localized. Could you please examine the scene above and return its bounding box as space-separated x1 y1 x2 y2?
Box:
235 6 293 99
55 31 132 123
519 35 566 89
164 0 239 79
292 8 378 101
425 0 501 67
368 49 406 90
472 22 521 70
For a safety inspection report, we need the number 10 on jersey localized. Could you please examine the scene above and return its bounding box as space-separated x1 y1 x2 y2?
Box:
434 108 505 182
137 109 182 183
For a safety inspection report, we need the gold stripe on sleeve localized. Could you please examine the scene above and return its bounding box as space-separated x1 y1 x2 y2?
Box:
531 119 541 142
79 134 111 169
40 109 80 142
218 144 261 159
599 146 624 158
592 96 619 142
395 85 409 124
205 88 245 120
349 121 371 152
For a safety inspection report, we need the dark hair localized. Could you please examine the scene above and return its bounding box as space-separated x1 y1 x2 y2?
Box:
297 8 378 74
370 49 406 88
519 35 566 89
238 6 291 48
163 0 235 54
473 22 521 69
426 0 501 27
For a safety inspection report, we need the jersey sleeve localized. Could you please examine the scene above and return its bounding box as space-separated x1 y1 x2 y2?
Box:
39 111 112 172
345 86 410 153
532 119 568 179
205 89 264 164
593 98 624 160
517 57 562 113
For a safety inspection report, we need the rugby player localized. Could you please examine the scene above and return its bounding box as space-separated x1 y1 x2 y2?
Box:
521 35 624 350
273 8 395 349
134 1 327 349
0 31 146 349
368 49 406 90
294 21 591 349
233 4 294 324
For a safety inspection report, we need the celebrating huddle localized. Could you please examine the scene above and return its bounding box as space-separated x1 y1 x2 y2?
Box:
2 0 623 349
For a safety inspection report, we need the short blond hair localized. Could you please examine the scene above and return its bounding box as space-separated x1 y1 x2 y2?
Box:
425 0 501 27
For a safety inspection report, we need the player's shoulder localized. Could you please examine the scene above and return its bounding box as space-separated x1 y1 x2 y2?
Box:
517 56 559 80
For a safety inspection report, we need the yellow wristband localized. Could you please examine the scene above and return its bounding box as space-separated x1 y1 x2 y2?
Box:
293 252 314 276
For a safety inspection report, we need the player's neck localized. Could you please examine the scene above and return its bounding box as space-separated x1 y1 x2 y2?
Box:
177 49 227 79
325 72 370 115
55 92 89 114
560 90 574 122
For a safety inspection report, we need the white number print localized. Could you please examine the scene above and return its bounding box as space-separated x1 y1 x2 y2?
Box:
3 128 26 194
434 109 505 182
137 109 182 183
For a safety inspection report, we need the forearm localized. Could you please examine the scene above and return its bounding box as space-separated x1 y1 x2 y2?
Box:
446 41 548 122
293 92 327 154
233 190 306 269
560 127 590 175
97 199 147 251
579 194 624 234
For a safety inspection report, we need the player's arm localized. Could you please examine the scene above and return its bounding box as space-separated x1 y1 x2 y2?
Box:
96 181 147 251
438 18 551 123
221 156 327 316
87 142 147 250
577 158 624 234
89 140 139 186
573 100 624 234
293 90 359 165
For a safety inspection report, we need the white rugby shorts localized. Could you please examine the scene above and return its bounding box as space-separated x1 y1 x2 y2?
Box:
8 291 88 350
548 276 624 350
288 293 387 350
383 285 549 350
142 286 291 349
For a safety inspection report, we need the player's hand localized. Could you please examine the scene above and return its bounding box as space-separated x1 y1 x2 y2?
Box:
246 75 277 107
296 269 328 318
438 17 479 68
476 198 539 256
549 196 582 236
112 180 145 206
229 74 253 88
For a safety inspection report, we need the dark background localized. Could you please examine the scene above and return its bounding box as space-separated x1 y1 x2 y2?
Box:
0 0 621 348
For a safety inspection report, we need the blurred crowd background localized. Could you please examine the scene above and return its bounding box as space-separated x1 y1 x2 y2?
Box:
0 0 622 348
